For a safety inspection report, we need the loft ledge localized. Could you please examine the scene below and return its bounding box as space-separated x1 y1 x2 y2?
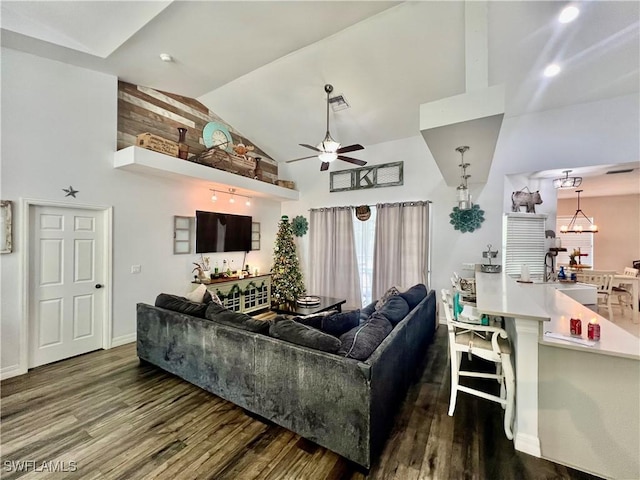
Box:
114 146 299 202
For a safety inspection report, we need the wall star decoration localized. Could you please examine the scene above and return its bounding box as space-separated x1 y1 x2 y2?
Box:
291 215 309 237
449 204 485 233
63 186 79 198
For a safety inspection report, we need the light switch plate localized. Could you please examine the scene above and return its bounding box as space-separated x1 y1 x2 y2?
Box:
131 265 141 274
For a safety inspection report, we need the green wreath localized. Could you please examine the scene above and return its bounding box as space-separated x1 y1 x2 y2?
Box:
291 215 309 237
449 204 485 233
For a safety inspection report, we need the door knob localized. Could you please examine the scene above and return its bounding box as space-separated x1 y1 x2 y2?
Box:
95 284 103 289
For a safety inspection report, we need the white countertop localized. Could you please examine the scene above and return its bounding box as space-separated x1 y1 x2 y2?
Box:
475 272 640 360
475 272 549 322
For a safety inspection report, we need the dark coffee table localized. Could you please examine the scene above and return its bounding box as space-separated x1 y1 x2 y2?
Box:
272 296 346 315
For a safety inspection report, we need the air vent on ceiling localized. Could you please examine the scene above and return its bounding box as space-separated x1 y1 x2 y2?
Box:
328 94 350 112
606 168 635 174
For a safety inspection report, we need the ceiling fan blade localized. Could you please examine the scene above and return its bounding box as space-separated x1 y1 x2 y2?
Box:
286 155 317 163
320 162 330 171
299 143 321 152
336 144 364 154
337 155 367 166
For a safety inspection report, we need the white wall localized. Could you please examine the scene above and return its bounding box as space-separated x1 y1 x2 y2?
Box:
0 49 282 375
280 93 639 301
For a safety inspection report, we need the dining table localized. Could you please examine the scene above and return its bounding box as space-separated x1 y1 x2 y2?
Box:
612 274 639 324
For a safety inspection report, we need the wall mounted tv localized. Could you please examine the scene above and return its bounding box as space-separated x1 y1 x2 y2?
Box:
195 210 252 253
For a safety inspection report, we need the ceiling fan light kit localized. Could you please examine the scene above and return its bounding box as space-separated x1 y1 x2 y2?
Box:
286 84 366 171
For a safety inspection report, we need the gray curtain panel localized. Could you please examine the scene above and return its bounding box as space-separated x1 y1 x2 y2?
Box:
309 207 362 309
372 201 430 299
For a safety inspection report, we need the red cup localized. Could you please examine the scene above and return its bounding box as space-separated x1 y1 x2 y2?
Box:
588 322 600 341
570 318 582 336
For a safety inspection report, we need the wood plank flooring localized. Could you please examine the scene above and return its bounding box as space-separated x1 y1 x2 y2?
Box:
1 327 602 480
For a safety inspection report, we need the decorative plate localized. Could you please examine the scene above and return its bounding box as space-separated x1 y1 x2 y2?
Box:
203 122 233 152
292 215 308 237
449 204 485 233
296 295 321 306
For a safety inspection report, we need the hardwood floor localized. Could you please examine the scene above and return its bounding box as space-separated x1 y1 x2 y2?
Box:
1 327 602 480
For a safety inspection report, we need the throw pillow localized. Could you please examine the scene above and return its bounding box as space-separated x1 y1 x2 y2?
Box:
269 317 341 353
155 293 209 318
376 296 410 325
338 312 393 361
375 286 401 310
205 302 270 334
185 284 207 303
399 283 428 310
321 310 360 337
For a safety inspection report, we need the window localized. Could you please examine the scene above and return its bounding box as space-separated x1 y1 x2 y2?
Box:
352 206 377 306
556 215 594 267
502 213 547 278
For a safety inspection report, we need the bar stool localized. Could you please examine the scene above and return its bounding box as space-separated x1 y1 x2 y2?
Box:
441 289 515 440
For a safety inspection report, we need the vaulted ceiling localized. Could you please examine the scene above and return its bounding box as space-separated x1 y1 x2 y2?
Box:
2 1 638 173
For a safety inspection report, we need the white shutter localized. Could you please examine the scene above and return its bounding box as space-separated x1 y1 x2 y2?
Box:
556 216 594 266
502 213 547 278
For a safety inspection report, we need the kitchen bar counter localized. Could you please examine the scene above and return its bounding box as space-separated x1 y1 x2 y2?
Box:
474 272 640 479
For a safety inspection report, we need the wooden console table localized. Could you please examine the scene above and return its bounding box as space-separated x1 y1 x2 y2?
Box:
196 274 271 314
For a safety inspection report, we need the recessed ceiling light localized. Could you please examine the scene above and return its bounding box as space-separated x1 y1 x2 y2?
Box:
159 53 173 62
559 5 580 23
544 64 561 77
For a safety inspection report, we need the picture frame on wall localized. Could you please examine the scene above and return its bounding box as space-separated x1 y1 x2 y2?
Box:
1 200 13 254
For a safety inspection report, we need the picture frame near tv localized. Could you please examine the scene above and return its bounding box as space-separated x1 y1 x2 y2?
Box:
195 210 252 253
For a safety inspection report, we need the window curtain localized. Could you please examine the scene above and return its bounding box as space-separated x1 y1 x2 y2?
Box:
372 201 430 299
309 207 362 309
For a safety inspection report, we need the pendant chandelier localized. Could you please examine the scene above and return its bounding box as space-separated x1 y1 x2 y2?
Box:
560 189 598 233
553 169 582 189
455 146 472 210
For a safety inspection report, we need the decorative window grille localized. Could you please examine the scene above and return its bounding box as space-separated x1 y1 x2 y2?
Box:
502 213 547 278
330 162 403 192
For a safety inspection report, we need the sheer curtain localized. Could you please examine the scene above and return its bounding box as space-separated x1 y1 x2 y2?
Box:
372 201 430 299
309 207 362 309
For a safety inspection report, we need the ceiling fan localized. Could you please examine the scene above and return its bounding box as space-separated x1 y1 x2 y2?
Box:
286 84 366 171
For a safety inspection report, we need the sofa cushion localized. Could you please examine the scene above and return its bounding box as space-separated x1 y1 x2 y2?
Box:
155 293 209 318
294 309 338 329
205 302 270 334
338 312 393 360
321 310 361 337
376 296 410 325
359 301 377 323
375 286 401 310
269 317 341 353
399 283 428 310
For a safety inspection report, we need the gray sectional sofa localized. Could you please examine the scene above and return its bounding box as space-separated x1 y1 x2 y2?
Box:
136 287 436 468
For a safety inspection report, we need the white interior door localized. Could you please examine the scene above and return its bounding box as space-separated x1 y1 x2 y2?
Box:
29 205 105 367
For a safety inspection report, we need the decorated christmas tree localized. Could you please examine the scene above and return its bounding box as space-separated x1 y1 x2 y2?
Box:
271 215 305 303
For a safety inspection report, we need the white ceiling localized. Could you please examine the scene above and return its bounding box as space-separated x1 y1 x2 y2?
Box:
2 1 638 172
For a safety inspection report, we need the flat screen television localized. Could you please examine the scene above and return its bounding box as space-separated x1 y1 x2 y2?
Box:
195 210 252 253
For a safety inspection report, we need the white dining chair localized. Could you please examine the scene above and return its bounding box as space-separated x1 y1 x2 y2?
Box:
441 289 515 440
612 267 639 315
577 270 616 319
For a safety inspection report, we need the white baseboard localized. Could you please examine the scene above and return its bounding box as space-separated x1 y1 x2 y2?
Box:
1 364 27 380
111 333 136 348
515 432 541 458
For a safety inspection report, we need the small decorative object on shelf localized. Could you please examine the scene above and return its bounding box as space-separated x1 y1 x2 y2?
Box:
570 318 582 336
558 266 567 280
136 132 179 157
291 215 308 237
177 128 189 160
